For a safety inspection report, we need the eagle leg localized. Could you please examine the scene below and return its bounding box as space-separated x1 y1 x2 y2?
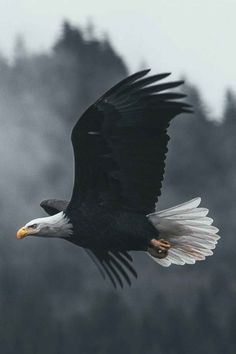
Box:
147 238 171 259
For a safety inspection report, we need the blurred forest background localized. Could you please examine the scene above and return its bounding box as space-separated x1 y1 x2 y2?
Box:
0 21 235 354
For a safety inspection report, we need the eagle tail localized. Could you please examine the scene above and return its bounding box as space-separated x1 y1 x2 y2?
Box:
146 197 220 267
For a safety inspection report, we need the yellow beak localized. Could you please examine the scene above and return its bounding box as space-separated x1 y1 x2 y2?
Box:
16 227 29 240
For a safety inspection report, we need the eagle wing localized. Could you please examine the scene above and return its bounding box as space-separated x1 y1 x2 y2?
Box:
68 69 192 214
83 249 137 288
40 199 137 288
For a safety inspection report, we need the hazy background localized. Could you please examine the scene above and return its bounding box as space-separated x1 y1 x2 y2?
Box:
0 0 235 117
0 2 235 353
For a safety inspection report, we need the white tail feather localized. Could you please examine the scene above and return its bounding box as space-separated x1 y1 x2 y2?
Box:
146 198 220 267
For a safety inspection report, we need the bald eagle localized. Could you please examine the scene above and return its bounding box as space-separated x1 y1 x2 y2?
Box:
17 70 220 288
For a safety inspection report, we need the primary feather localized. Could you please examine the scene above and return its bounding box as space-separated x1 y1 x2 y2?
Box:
67 69 192 213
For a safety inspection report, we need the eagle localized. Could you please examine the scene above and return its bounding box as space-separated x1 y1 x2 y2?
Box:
16 69 220 288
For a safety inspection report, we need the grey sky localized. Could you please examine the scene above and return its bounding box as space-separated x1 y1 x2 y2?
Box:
0 0 235 117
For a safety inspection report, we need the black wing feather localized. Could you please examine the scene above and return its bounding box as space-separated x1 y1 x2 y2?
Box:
85 249 137 288
40 199 69 216
68 69 192 213
98 69 151 102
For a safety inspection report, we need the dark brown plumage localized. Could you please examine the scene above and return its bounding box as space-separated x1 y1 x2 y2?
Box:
40 69 192 287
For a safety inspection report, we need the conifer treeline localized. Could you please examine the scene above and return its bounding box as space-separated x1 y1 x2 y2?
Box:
0 21 235 353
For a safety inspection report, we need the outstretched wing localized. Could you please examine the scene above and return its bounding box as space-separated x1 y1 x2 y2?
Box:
68 69 192 214
40 199 137 287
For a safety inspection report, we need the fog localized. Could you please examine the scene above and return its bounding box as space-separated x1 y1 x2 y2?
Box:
1 0 236 117
0 21 235 353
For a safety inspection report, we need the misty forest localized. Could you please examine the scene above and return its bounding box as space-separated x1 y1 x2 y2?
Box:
0 22 235 354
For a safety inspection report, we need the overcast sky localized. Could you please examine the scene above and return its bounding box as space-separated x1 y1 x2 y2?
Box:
0 0 235 117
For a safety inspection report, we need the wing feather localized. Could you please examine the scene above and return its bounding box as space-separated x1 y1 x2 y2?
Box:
68 70 192 213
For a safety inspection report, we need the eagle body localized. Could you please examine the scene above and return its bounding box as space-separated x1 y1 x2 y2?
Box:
17 70 220 288
65 206 157 250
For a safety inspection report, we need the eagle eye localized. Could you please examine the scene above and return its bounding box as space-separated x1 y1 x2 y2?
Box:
29 224 37 229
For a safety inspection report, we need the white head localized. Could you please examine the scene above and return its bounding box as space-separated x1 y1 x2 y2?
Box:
16 212 73 240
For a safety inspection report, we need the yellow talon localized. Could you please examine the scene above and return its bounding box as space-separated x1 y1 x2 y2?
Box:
148 238 171 259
